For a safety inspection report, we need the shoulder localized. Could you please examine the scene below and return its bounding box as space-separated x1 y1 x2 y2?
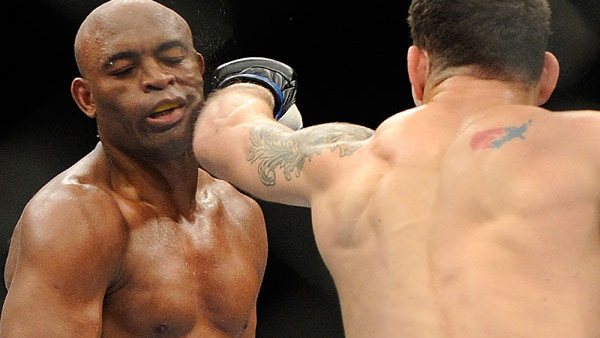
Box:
10 170 127 282
478 108 600 177
23 169 126 236
198 169 254 202
197 169 264 219
22 143 125 231
527 109 600 147
550 109 600 129
551 109 600 164
362 108 420 161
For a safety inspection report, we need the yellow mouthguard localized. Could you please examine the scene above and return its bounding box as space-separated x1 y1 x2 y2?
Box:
154 102 180 113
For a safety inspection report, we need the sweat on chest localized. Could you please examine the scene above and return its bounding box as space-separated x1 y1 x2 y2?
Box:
105 215 262 335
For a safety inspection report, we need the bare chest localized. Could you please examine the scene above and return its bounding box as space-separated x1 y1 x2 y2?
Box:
103 195 266 336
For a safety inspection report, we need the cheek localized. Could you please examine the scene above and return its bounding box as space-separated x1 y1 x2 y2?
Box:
183 74 204 92
178 72 206 108
93 92 142 135
96 96 131 120
178 63 205 88
95 82 140 113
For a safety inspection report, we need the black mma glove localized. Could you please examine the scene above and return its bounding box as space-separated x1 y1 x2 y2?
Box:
212 57 302 129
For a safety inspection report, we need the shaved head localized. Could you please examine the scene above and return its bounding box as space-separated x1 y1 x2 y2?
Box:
74 0 193 77
70 0 206 160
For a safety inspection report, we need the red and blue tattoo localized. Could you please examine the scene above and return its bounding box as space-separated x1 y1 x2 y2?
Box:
471 119 533 150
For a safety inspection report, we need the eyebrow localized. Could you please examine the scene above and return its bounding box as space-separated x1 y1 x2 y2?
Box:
156 40 189 54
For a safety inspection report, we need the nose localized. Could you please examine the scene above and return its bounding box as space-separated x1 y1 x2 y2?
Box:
141 60 175 92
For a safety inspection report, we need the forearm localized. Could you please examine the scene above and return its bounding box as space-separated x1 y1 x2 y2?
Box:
194 83 286 187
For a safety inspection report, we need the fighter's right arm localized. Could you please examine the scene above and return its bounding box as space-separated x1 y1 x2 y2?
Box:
1 184 126 337
194 83 374 207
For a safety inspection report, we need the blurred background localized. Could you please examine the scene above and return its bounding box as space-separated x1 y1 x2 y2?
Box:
1 0 599 336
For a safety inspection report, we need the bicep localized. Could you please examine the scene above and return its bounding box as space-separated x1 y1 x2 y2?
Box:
244 123 374 204
2 262 105 337
1 193 124 337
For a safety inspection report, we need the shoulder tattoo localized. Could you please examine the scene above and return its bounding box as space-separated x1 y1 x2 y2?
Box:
247 124 374 186
471 119 533 150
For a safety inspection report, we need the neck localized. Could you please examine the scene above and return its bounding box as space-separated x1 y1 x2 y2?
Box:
100 143 199 219
423 74 540 109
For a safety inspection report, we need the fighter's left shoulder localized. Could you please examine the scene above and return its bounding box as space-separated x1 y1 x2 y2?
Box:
550 109 600 135
549 109 600 166
197 168 263 215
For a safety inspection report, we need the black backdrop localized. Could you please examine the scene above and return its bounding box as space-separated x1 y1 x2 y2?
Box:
2 1 600 336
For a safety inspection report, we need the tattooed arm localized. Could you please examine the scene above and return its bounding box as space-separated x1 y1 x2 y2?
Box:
248 122 374 186
194 83 374 207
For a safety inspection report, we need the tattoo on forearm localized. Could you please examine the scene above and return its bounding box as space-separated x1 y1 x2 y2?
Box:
247 124 374 186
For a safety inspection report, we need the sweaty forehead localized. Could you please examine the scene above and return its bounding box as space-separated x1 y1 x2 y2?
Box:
76 0 192 72
111 2 182 28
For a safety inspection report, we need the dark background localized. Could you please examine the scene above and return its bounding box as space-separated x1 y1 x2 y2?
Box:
2 0 599 336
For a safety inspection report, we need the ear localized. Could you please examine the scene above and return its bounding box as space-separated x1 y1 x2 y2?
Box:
195 52 206 75
407 46 429 106
537 52 560 106
71 77 97 118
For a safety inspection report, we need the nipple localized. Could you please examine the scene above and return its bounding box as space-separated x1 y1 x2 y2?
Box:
156 323 169 334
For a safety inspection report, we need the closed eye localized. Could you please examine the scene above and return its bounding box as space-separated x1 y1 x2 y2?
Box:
161 56 185 66
110 66 135 77
104 51 137 76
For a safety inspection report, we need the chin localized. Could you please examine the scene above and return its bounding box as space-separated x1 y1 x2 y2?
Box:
139 132 194 162
158 136 194 159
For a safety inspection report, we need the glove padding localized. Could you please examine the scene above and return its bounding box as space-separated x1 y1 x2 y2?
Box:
212 57 302 129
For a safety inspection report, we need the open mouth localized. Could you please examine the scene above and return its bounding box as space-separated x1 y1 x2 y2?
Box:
145 100 186 130
150 102 181 118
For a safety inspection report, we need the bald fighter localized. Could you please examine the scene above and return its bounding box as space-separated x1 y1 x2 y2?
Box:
193 0 600 337
1 0 266 337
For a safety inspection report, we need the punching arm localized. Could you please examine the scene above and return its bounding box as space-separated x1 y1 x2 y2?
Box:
195 58 374 206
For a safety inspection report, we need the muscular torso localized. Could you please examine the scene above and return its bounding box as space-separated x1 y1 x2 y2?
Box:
4 145 267 337
102 176 266 337
311 106 600 338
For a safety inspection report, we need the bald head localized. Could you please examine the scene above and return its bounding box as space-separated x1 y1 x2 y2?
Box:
74 0 193 77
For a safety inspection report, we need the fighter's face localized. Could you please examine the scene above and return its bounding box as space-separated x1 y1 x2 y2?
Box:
84 7 205 160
